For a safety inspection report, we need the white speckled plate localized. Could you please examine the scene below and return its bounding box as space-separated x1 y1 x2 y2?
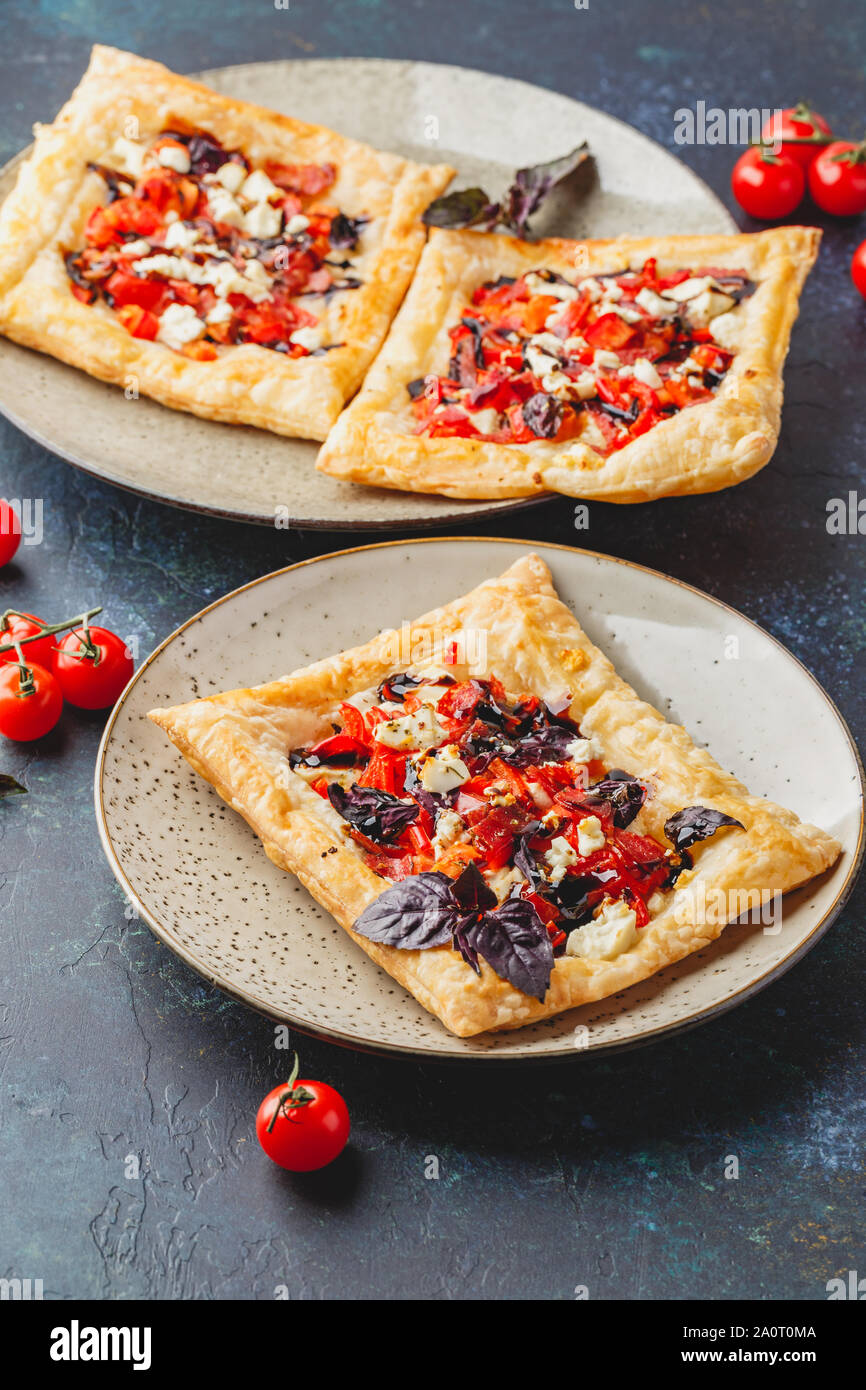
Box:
0 58 735 529
95 538 863 1061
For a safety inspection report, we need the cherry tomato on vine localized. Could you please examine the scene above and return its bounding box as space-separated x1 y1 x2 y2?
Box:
731 147 805 219
52 625 134 709
256 1056 350 1172
0 500 21 568
761 103 833 171
0 661 63 741
0 613 54 670
809 140 866 216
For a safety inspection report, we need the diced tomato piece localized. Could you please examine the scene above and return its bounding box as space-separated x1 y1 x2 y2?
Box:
180 341 218 361
105 271 165 312
70 283 96 304
504 402 538 444
523 295 560 334
471 807 523 871
305 733 368 763
104 196 162 239
265 161 336 196
551 295 591 339
339 702 371 745
434 842 483 878
585 313 636 350
310 777 330 798
115 303 159 340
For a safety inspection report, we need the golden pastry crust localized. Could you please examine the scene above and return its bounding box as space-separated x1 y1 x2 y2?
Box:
316 226 821 498
148 553 841 1037
0 45 453 440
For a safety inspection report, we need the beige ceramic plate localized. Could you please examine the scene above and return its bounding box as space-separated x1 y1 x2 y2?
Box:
95 538 863 1061
0 58 735 529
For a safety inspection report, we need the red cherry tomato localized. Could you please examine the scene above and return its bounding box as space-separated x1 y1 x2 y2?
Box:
0 613 54 669
256 1061 349 1172
809 141 866 216
852 240 866 299
0 500 21 568
0 661 63 741
731 147 805 219
761 103 833 170
52 625 134 709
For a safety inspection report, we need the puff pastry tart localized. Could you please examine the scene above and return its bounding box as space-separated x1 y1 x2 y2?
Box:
0 46 453 439
317 225 820 499
149 554 840 1037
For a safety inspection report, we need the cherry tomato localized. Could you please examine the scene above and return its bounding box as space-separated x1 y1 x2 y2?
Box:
852 240 866 299
0 661 63 741
0 613 54 669
731 147 805 219
256 1060 349 1172
809 141 866 216
761 103 833 170
52 625 134 709
0 500 21 568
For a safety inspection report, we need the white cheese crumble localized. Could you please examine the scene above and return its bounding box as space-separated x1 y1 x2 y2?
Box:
593 349 621 370
240 168 280 204
214 161 246 194
467 406 501 435
578 276 604 302
574 371 598 400
110 136 145 178
122 238 151 258
373 706 445 751
575 814 606 856
207 187 244 229
565 898 638 960
485 865 526 902
525 270 578 301
157 303 205 350
163 221 201 251
685 288 736 327
635 287 678 318
205 300 234 325
286 213 310 235
157 144 191 174
419 745 470 794
631 357 663 389
289 326 322 351
244 202 283 239
566 736 597 762
431 809 466 854
545 834 579 885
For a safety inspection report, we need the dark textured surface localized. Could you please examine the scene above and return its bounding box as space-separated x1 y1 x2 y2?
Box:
1 0 864 1301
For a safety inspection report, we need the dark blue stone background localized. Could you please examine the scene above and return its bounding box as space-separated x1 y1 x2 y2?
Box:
1 0 864 1301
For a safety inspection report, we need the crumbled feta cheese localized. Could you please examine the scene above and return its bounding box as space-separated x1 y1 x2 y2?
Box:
215 161 246 194
289 326 322 351
207 187 244 229
566 736 596 762
525 270 578 301
415 684 452 707
684 288 736 327
122 238 151 258
244 202 283 239
574 371 598 400
575 815 606 856
206 259 271 303
661 275 715 303
110 136 145 178
631 357 663 389
565 897 638 959
286 214 310 235
419 745 470 794
158 144 191 175
541 369 572 395
608 303 643 324
136 253 206 282
599 279 623 300
545 834 579 885
578 276 604 302
485 865 526 901
205 300 234 325
593 349 621 370
373 705 445 751
431 809 466 854
157 303 205 351
240 169 280 204
467 406 501 435
163 221 201 251
635 287 678 318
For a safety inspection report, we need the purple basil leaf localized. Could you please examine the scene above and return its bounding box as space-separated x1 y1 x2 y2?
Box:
422 187 500 230
500 142 593 237
513 820 545 887
450 861 498 914
352 872 458 949
452 922 481 974
521 392 563 439
664 806 745 854
187 132 233 176
329 213 368 250
328 783 419 844
584 770 647 829
507 722 577 767
463 898 554 1001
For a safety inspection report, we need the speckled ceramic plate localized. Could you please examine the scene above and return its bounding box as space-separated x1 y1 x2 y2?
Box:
94 539 863 1061
0 58 735 529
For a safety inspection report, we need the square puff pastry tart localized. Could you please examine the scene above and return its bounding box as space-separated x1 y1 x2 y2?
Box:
0 45 453 439
149 553 840 1038
316 225 820 499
